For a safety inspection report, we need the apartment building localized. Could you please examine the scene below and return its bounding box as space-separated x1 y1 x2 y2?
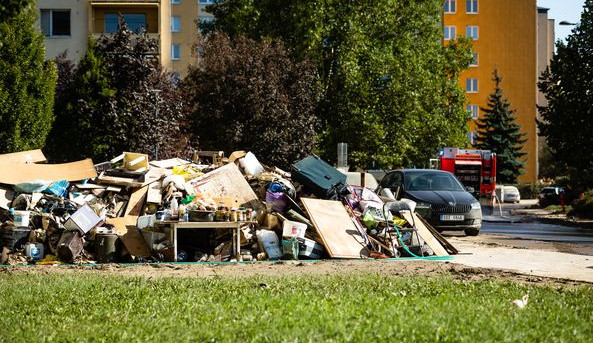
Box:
443 0 554 183
36 0 210 77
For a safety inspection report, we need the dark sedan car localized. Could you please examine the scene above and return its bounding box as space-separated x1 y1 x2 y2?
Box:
376 169 482 236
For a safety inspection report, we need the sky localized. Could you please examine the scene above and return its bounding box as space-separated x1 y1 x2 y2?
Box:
537 0 586 42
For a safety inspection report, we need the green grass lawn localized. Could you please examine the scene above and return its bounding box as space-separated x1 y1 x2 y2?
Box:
0 273 592 342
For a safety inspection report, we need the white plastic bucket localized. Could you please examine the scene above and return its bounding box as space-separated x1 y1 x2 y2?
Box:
13 210 30 227
282 220 307 239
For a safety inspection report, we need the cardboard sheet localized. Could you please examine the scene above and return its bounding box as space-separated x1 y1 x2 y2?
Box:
0 158 97 184
188 163 263 211
301 198 369 259
0 149 46 164
108 217 151 258
399 210 448 257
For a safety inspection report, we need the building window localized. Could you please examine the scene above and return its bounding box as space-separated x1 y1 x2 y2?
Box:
467 131 478 145
105 13 146 33
470 52 478 66
171 0 180 3
466 78 478 93
466 25 479 40
199 0 214 3
444 26 456 40
40 9 71 37
467 104 479 118
444 0 456 13
466 0 478 14
171 16 181 32
172 44 181 60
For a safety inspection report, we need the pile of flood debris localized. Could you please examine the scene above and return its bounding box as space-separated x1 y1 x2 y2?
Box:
0 149 457 265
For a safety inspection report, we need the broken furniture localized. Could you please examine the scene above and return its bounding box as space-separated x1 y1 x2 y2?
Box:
154 220 256 262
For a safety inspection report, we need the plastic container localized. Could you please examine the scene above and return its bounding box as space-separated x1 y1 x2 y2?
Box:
13 210 30 227
240 152 264 176
188 210 215 222
96 233 118 263
282 220 307 239
25 242 44 261
256 230 283 260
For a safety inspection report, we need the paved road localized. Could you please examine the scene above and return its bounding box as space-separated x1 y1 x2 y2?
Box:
482 221 593 244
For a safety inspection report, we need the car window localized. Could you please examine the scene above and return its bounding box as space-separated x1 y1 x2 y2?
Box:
405 172 465 191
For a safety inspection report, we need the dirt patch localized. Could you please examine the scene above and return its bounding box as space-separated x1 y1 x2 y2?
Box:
1 259 589 287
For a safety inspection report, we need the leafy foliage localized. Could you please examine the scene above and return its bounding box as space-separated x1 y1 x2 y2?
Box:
0 0 31 22
0 6 56 153
538 0 593 190
203 0 472 169
475 70 526 184
183 33 319 168
569 190 593 219
46 18 185 162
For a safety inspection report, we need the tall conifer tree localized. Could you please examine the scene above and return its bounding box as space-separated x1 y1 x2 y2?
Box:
0 5 56 153
475 70 526 184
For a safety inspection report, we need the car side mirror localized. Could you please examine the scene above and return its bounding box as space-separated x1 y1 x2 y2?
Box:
465 186 475 193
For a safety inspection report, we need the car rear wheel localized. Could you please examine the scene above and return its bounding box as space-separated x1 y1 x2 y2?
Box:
464 228 480 236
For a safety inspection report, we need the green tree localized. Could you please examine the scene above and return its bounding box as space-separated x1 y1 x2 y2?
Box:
538 0 593 190
46 18 185 162
203 0 472 169
183 33 319 169
475 70 526 184
0 0 31 22
0 5 56 153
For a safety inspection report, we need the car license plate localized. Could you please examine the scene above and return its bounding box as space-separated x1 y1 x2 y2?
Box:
440 214 464 221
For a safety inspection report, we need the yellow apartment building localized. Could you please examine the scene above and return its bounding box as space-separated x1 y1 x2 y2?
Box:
36 0 207 77
443 0 553 183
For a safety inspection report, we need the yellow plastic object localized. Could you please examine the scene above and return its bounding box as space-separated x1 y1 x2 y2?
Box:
36 254 62 265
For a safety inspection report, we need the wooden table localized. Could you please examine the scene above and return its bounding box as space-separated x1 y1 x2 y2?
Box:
155 221 254 262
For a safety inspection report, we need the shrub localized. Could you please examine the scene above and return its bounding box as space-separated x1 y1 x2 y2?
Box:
569 190 593 219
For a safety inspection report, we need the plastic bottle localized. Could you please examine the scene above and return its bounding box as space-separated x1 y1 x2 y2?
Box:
170 197 179 220
179 204 188 222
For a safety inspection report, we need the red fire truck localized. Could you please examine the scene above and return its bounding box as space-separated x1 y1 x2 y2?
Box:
438 147 496 198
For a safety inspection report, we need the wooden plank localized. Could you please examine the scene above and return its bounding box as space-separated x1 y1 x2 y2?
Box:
0 159 96 184
0 149 46 164
301 198 369 259
149 158 190 169
124 186 149 217
107 217 151 258
418 215 459 255
399 210 448 257
146 180 162 204
97 167 166 188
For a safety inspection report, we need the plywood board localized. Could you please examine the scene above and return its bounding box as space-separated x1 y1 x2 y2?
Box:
0 149 46 164
399 210 448 257
417 215 458 255
188 163 263 211
0 159 97 184
107 216 150 258
301 198 369 259
124 186 148 217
